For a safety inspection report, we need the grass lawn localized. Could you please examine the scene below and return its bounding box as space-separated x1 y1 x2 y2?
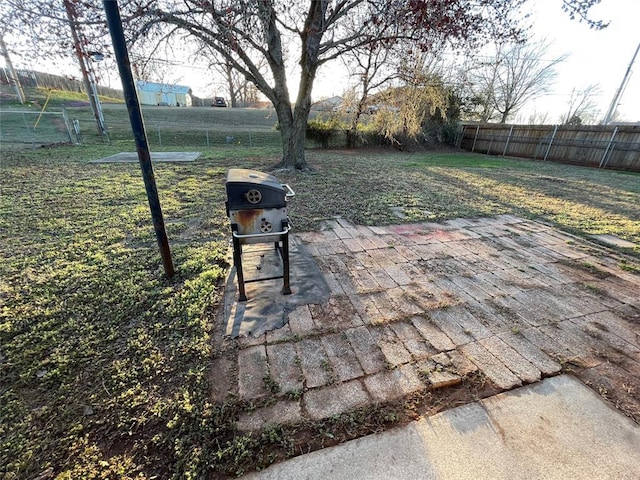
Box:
1 142 639 478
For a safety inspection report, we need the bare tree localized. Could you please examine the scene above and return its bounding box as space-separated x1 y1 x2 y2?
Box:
208 58 266 107
469 40 566 123
121 0 530 169
560 83 601 124
0 0 109 134
339 43 399 147
0 0 609 166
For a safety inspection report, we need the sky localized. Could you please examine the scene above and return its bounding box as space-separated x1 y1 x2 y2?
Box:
3 0 639 123
522 0 640 123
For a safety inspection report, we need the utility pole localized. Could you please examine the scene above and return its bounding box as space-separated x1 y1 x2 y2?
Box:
63 0 107 136
0 32 26 104
103 0 175 278
603 41 640 125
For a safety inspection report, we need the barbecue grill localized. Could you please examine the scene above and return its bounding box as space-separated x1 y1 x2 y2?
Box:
225 168 295 301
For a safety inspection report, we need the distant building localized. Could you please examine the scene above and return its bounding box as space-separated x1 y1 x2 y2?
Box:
311 96 343 111
135 80 192 107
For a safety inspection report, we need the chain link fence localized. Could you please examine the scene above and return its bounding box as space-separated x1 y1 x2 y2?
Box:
0 109 77 149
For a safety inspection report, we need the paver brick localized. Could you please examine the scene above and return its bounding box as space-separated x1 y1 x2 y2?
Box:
321 333 365 382
490 294 545 328
352 268 382 292
368 290 403 320
367 234 392 249
431 305 492 343
561 319 639 362
464 299 514 334
460 342 521 390
480 335 541 384
386 287 423 315
323 272 345 296
327 295 363 327
288 305 315 335
267 343 303 394
432 277 475 305
348 294 386 325
517 289 578 320
580 311 640 347
446 350 479 376
330 224 352 239
344 326 387 374
238 345 269 400
354 235 380 251
554 286 610 316
383 264 413 286
382 247 411 264
390 321 436 359
519 326 578 364
304 380 370 420
353 251 377 268
538 324 602 368
363 364 426 402
410 315 456 352
370 325 413 366
296 337 331 388
237 400 302 431
497 331 562 376
342 237 365 252
308 303 343 331
367 267 399 289
426 370 462 389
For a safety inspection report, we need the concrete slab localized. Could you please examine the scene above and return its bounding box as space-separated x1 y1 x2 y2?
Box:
589 234 638 249
89 151 201 163
242 375 640 479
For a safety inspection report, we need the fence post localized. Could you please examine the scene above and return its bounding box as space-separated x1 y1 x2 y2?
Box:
503 125 514 156
599 126 618 168
543 125 558 161
61 108 74 144
471 125 480 152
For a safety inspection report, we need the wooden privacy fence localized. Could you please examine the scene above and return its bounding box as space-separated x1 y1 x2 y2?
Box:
1 68 124 101
458 123 640 171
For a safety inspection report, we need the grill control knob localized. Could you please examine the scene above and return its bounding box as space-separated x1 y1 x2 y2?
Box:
246 189 262 204
260 220 273 233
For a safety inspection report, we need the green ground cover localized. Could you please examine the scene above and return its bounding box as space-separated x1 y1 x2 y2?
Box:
1 133 639 478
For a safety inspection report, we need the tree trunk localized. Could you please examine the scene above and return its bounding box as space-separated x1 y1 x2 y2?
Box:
273 96 308 171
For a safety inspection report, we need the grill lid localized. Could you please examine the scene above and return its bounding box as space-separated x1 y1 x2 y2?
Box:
226 168 288 210
226 168 282 189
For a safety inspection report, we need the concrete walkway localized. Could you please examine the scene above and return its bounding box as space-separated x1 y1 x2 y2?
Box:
212 214 640 472
242 375 640 479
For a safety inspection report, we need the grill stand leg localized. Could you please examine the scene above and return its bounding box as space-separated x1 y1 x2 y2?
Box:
231 224 247 302
281 231 291 295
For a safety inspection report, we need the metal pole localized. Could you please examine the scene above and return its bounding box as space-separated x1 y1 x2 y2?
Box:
603 41 640 125
471 125 480 152
103 0 174 278
599 126 618 168
503 125 513 156
64 0 106 137
0 32 26 104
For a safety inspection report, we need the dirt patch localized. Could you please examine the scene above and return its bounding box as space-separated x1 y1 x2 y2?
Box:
574 362 640 424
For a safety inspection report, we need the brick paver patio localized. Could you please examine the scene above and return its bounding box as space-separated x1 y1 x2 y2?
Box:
213 215 640 431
